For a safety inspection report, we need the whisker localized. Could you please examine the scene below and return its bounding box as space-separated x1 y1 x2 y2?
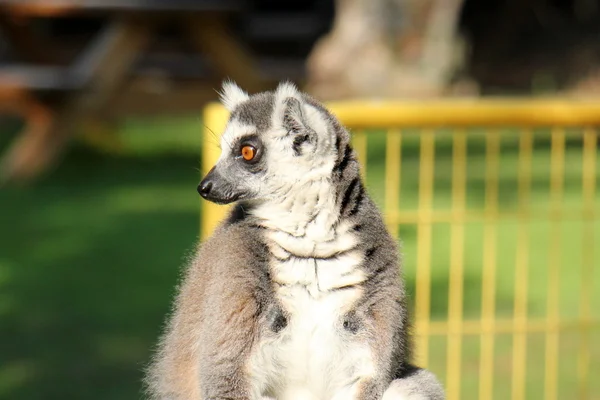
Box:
204 121 235 151
203 125 225 149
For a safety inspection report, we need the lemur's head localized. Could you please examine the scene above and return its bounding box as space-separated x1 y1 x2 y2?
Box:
198 81 352 206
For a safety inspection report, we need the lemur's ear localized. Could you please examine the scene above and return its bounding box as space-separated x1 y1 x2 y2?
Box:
219 81 249 111
283 97 316 155
283 97 306 134
274 81 304 134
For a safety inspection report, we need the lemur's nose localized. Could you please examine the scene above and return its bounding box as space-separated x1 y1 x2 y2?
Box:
197 166 241 204
198 181 213 198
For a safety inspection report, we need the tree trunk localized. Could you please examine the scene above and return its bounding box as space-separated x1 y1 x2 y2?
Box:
306 0 474 100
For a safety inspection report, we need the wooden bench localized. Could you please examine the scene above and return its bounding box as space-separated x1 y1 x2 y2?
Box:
0 0 270 182
0 0 332 182
0 14 156 181
0 0 243 15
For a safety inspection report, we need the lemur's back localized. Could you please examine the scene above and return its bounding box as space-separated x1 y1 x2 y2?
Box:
146 82 445 400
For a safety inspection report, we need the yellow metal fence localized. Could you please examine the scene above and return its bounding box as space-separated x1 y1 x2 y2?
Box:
201 100 600 400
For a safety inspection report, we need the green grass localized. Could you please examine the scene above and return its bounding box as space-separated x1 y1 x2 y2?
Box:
0 120 598 399
0 117 204 400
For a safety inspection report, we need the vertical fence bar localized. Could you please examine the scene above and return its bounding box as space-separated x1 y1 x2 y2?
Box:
511 129 533 400
479 130 500 400
201 103 231 239
415 130 435 367
352 129 368 179
578 128 597 400
544 128 565 400
446 130 467 400
385 130 401 239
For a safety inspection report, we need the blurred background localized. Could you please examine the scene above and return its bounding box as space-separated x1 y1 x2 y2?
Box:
0 1 599 399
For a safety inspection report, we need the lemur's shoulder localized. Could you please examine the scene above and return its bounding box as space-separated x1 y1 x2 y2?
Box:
192 203 270 287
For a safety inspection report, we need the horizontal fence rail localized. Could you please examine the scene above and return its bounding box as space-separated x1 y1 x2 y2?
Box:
201 100 600 400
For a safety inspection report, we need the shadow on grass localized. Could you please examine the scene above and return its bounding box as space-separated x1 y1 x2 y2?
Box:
0 149 202 400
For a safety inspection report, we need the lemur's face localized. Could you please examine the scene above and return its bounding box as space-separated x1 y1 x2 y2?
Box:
198 82 337 205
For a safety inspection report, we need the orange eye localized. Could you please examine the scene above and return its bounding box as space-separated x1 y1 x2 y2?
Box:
241 145 256 161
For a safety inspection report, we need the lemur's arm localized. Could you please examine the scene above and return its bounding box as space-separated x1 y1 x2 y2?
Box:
145 252 206 400
343 206 445 400
196 253 260 400
353 293 406 400
147 226 263 400
384 366 445 400
349 294 444 400
350 242 444 400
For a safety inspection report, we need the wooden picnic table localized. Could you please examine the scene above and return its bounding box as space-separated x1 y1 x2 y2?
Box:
0 0 242 14
0 0 267 182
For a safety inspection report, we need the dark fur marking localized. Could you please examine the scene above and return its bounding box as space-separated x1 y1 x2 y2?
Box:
365 245 379 259
225 203 248 225
248 223 267 231
283 98 304 137
334 144 352 173
332 283 360 292
305 210 319 226
284 115 302 136
340 177 360 214
313 259 321 292
342 311 361 334
292 133 310 156
349 183 365 216
366 263 392 284
270 311 287 333
285 250 351 261
271 253 291 262
395 363 422 380
272 280 293 288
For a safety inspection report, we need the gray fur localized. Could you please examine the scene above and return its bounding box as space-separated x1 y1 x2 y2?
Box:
146 82 445 400
231 93 275 133
383 368 445 400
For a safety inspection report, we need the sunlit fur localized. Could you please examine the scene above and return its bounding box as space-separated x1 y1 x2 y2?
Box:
220 80 250 112
146 82 445 400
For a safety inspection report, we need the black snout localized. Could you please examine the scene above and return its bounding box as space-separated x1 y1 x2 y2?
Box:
198 180 213 198
197 166 243 205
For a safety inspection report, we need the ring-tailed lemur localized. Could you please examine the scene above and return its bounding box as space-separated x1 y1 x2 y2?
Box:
146 82 445 400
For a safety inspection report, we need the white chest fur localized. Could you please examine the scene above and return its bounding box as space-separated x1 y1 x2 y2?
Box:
247 228 376 400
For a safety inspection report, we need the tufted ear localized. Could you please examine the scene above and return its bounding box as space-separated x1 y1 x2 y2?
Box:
283 97 317 156
273 81 302 131
282 97 306 134
219 81 249 111
275 81 300 100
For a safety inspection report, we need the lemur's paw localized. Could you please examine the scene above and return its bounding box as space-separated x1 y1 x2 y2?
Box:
382 381 427 400
382 374 445 400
